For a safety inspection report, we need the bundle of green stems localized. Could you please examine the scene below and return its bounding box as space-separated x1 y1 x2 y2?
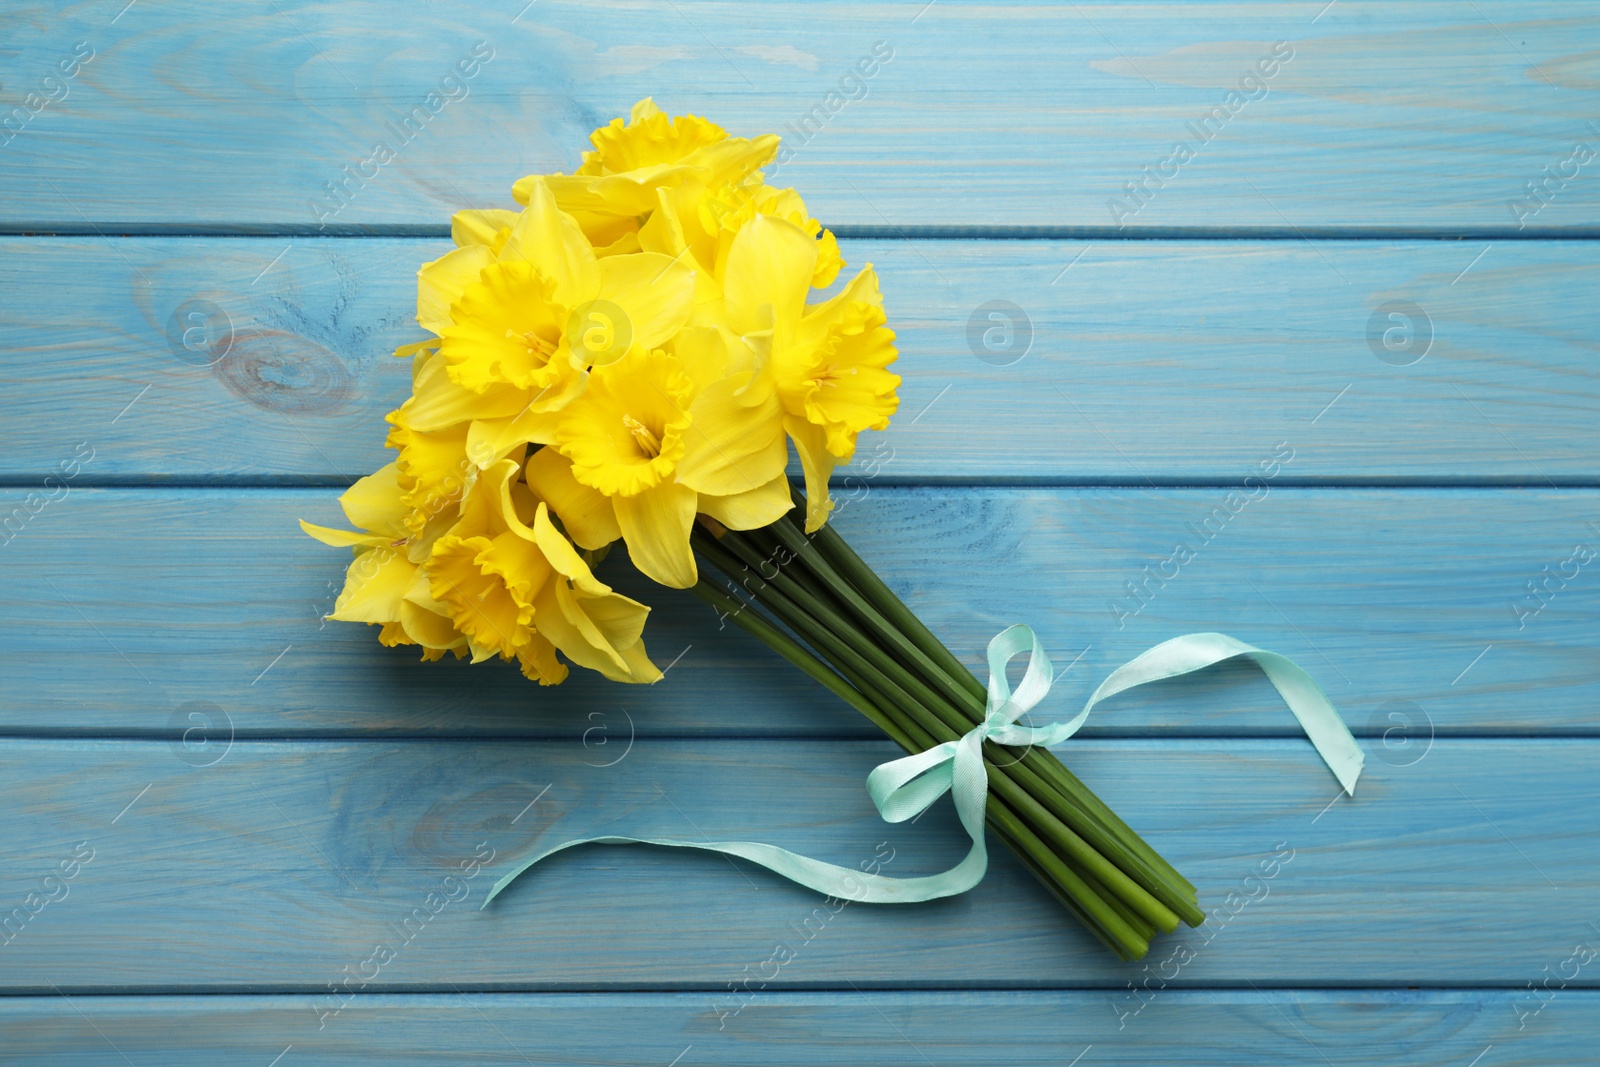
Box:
687 501 1205 960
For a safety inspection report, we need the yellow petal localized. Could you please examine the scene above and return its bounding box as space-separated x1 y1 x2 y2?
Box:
479 457 535 539
813 227 844 288
417 244 494 335
713 183 842 289
299 519 387 549
554 346 694 498
478 529 554 609
581 599 661 684
330 547 415 624
428 534 534 660
567 207 645 251
384 409 474 536
500 178 600 306
558 579 634 673
466 408 560 473
675 373 787 496
452 456 530 542
532 580 624 676
698 474 794 530
402 567 452 614
615 480 698 588
451 208 519 249
797 261 885 340
524 447 620 550
591 251 697 355
398 599 468 652
535 133 779 228
722 215 817 339
403 349 527 432
542 577 657 682
575 586 652 657
580 102 728 176
338 462 409 538
637 185 689 261
439 261 582 397
596 637 664 685
784 415 840 533
533 502 612 596
515 632 569 685
670 326 732 396
678 133 780 191
538 171 663 218
595 230 644 257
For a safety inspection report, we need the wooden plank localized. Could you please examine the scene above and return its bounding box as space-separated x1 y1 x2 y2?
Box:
0 737 1594 989
4 3 1598 232
6 486 1596 737
1 990 1592 1065
4 237 1597 483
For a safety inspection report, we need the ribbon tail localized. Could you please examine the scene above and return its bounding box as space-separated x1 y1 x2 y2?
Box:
1083 632 1364 795
486 736 997 908
1244 649 1364 795
484 832 988 908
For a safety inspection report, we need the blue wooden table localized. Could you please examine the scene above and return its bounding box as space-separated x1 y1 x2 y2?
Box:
3 2 1598 1062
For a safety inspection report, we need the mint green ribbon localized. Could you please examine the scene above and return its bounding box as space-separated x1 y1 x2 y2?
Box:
484 628 1363 908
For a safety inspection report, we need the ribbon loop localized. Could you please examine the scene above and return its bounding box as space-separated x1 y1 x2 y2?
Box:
485 629 1364 909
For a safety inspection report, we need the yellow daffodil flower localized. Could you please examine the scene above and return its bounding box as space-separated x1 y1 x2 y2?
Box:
551 343 791 589
299 463 468 661
412 178 698 472
640 176 843 312
521 98 779 253
719 215 899 531
427 458 662 684
308 100 902 688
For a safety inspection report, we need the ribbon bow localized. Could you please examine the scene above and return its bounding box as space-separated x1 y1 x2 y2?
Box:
486 628 1363 908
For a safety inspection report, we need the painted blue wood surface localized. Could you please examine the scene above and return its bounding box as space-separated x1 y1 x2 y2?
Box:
1 0 1596 1061
2 992 1596 1065
2 3 1597 232
0 739 1594 988
4 488 1597 736
2 237 1596 484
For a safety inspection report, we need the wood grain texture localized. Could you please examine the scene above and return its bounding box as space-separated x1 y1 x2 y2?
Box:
0 991 1591 1065
0 738 1594 991
5 486 1597 737
5 0 1598 1053
3 3 1597 232
4 237 1597 484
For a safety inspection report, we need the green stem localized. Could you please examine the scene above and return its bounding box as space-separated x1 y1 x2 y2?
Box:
984 793 1149 959
763 515 980 713
687 582 912 751
804 511 988 703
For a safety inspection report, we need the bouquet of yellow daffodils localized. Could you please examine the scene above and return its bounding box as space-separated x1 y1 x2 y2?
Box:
304 99 1215 960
